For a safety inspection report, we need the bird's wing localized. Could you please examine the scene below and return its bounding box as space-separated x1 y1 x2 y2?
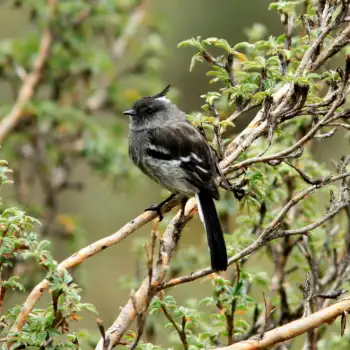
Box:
147 121 219 199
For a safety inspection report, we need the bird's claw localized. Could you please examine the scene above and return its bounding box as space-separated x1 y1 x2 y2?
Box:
145 204 163 221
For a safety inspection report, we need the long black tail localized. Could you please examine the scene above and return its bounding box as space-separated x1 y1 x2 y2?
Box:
196 190 228 272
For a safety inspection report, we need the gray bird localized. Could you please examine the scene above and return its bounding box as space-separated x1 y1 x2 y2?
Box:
123 85 227 271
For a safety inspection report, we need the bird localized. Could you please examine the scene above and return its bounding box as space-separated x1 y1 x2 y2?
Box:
123 85 228 272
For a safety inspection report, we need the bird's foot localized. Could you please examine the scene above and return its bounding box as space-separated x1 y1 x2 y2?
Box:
144 194 177 221
145 204 164 221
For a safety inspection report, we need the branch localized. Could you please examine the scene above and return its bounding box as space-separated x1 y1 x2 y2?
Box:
224 92 346 174
95 199 197 349
111 0 150 59
9 7 350 340
311 24 350 71
158 172 350 291
9 197 181 335
217 298 350 350
272 201 350 238
160 303 188 350
0 0 56 144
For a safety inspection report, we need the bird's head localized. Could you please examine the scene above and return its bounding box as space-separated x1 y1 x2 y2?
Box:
123 85 172 122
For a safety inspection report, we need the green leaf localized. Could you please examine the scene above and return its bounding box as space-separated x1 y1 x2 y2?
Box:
190 52 204 72
233 42 253 51
235 319 250 330
206 38 231 52
178 37 202 50
200 92 221 105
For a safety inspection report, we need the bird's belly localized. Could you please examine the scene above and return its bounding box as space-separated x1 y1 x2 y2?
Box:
144 158 196 196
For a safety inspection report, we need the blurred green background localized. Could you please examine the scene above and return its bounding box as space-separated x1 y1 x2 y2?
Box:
0 0 348 345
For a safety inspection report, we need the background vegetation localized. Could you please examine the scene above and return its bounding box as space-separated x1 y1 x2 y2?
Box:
0 0 349 349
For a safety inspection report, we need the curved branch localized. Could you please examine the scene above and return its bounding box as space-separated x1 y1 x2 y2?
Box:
311 24 350 71
218 298 350 350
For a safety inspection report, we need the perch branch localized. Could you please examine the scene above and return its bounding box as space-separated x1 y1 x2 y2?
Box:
95 199 197 349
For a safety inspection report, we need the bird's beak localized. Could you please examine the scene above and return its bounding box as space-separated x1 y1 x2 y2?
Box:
123 109 136 116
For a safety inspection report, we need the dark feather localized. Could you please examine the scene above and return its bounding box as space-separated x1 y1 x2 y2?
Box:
152 84 171 99
146 148 172 161
148 122 219 199
197 189 227 271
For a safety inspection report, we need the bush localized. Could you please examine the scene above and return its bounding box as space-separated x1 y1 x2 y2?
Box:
0 1 349 349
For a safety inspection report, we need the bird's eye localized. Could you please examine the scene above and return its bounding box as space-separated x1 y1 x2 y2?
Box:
143 106 153 114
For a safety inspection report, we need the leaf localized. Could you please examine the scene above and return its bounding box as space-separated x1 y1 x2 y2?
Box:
231 50 248 61
251 91 267 104
200 297 214 306
276 34 286 44
178 37 202 50
266 55 280 66
202 37 231 52
233 42 253 51
213 39 231 52
220 120 235 131
201 92 221 105
235 319 250 330
189 52 204 72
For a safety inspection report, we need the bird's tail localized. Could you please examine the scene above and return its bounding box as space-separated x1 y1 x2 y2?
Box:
195 190 228 272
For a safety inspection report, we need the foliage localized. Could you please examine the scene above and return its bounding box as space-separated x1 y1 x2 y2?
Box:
118 0 350 349
0 0 166 348
0 160 96 348
0 0 350 349
0 0 165 237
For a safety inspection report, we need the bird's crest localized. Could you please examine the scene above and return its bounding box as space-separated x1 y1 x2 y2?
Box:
152 84 171 99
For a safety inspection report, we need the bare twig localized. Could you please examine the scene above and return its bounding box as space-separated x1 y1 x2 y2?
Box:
224 94 346 174
210 103 225 159
311 24 350 71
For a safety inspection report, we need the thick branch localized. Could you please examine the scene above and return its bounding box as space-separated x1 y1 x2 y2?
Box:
95 199 197 349
217 298 350 350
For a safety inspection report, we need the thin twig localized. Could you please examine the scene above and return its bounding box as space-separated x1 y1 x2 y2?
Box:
158 172 350 291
